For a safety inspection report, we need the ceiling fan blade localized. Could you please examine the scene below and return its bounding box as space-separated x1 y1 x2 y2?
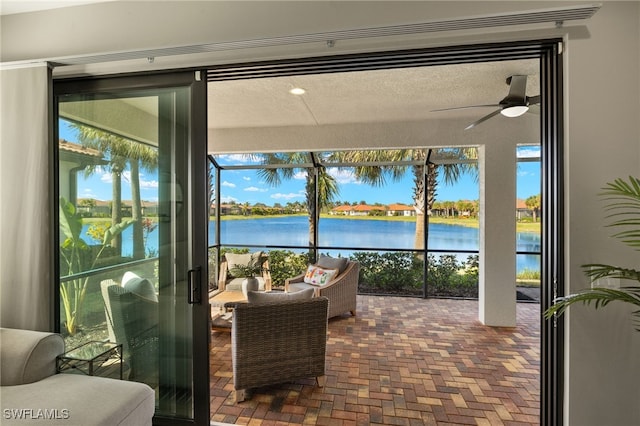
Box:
465 108 502 130
504 75 528 104
528 104 540 114
527 95 540 105
431 104 500 112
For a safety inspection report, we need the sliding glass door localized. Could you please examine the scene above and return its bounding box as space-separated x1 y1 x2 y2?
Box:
54 71 209 424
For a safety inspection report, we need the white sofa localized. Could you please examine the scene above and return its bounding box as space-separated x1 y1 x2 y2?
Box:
0 327 155 426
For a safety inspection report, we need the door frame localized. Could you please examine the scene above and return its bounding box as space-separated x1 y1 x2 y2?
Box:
205 39 564 424
53 70 210 425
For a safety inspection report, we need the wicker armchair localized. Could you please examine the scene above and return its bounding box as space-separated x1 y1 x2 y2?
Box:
232 297 329 402
101 280 158 386
285 260 360 319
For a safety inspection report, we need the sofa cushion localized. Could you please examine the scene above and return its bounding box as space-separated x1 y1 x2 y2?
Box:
247 288 314 303
0 328 64 386
317 255 349 274
224 277 268 292
303 265 338 286
0 374 154 426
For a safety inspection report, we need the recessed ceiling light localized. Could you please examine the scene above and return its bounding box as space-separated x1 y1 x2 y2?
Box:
289 87 306 95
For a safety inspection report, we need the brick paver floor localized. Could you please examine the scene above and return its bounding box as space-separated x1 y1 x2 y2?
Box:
210 296 540 425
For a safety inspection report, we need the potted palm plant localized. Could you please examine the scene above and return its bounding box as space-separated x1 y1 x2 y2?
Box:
544 176 640 329
230 258 268 298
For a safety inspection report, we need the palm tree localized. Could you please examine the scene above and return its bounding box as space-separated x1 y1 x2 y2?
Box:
337 148 477 249
72 125 158 259
544 176 640 330
525 194 541 222
255 153 339 249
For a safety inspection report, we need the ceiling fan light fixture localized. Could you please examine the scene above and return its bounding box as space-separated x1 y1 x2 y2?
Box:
500 105 529 117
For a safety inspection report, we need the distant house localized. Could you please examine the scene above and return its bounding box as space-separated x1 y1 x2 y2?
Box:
58 139 106 204
330 204 385 216
329 205 353 216
516 199 532 220
219 203 244 215
386 203 415 217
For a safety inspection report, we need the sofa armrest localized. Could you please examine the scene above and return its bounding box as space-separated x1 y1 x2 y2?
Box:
0 327 64 386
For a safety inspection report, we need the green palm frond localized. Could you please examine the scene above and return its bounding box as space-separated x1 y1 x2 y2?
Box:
600 176 640 250
544 176 640 329
583 264 640 282
544 286 640 330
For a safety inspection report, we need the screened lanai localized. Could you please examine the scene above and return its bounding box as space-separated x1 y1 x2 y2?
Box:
207 145 540 298
206 52 543 327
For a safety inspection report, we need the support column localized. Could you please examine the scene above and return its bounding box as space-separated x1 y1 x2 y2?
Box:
478 143 517 327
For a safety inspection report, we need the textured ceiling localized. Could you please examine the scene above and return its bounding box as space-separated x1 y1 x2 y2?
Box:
208 58 540 131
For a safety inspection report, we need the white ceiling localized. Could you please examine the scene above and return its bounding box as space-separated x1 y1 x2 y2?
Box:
0 0 113 16
207 58 540 131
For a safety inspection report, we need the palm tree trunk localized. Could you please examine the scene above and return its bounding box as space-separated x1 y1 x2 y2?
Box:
111 169 122 255
130 159 145 259
414 213 425 250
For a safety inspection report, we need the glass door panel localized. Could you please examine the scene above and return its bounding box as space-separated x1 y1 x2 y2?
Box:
55 72 208 424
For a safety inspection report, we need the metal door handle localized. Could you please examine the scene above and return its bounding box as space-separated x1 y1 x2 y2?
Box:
187 266 201 304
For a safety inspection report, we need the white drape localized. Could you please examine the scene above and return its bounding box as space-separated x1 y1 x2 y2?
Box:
0 64 52 331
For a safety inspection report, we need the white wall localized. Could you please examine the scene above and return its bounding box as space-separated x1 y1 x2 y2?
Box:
563 3 640 425
2 1 639 424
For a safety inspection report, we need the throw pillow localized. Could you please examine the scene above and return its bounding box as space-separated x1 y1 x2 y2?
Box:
316 255 348 274
247 287 314 303
303 264 338 286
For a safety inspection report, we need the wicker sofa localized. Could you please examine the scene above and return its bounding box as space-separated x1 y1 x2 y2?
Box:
285 257 360 319
0 327 154 425
231 295 329 402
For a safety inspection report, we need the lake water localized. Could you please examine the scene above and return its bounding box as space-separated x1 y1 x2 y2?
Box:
85 216 541 272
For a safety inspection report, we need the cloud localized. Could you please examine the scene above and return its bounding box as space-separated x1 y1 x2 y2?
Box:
244 186 268 192
100 172 113 184
221 195 239 203
271 191 305 200
101 171 158 190
216 154 259 164
517 169 538 178
293 171 307 180
328 168 361 184
222 180 236 188
140 179 158 189
243 176 251 181
517 147 541 158
80 188 100 199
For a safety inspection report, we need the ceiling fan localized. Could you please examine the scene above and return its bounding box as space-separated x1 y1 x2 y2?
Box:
432 75 540 130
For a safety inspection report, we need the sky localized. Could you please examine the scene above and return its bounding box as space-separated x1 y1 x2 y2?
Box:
60 120 540 205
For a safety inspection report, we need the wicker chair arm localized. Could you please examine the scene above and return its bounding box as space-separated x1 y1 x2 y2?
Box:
218 260 229 291
262 259 273 291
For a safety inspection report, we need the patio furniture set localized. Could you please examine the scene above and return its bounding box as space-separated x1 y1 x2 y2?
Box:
94 253 359 403
209 253 360 401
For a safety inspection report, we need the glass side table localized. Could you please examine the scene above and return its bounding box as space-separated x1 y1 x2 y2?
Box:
57 341 123 379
